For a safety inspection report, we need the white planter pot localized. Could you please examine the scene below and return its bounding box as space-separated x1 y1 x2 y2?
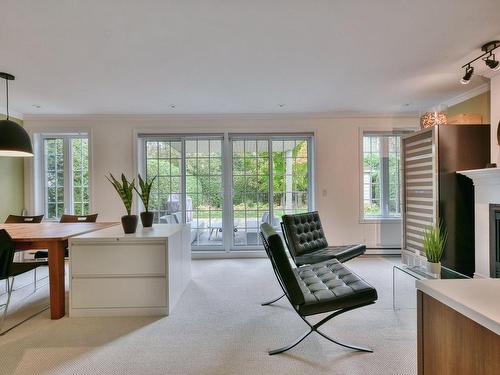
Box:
426 261 441 275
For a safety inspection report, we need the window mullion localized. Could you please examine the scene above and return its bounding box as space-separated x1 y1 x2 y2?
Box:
223 133 232 252
181 140 186 224
64 136 72 215
380 137 390 218
268 138 273 229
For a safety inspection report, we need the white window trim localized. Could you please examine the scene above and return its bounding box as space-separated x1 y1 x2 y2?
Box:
358 127 415 224
29 129 93 221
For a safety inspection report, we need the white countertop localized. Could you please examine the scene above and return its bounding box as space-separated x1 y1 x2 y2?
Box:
416 279 500 335
70 224 189 242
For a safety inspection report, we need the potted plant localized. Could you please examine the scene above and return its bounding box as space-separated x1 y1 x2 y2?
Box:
422 222 447 275
135 174 156 227
107 173 138 234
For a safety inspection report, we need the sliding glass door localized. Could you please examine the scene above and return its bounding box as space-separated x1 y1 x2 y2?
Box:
139 133 313 253
231 139 270 247
143 136 224 250
230 136 312 249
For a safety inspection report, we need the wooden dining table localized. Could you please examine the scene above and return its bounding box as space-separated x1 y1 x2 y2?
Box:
0 222 119 319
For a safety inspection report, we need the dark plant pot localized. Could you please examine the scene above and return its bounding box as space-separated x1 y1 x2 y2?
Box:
121 215 138 234
140 211 154 227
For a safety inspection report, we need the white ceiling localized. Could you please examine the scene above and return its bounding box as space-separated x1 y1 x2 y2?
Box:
1 0 500 116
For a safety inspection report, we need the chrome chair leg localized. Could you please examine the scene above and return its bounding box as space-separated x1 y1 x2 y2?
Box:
0 278 14 334
0 275 50 336
269 302 375 355
261 293 285 306
12 266 49 293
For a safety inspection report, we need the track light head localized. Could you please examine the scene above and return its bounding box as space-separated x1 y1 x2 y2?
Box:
485 54 500 71
460 66 474 84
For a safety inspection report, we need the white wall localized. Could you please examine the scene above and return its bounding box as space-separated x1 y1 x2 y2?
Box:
23 115 418 249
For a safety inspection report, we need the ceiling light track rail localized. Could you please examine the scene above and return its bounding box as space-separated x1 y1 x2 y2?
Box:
460 41 500 84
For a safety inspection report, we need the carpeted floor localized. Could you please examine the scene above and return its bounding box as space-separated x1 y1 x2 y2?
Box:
0 256 417 375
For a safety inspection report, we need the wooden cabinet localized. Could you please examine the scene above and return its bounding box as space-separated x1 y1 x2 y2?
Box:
416 281 500 375
401 125 490 276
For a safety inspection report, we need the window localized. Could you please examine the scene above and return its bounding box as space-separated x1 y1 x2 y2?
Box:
362 132 404 220
139 133 314 252
42 134 90 220
142 136 224 250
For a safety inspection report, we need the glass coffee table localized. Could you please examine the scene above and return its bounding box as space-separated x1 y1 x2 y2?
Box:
392 264 470 310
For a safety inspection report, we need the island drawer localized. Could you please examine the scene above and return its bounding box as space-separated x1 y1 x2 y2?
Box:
70 241 166 276
71 277 167 309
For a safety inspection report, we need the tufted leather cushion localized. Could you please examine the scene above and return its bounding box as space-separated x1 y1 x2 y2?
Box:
282 211 328 256
282 211 366 265
294 259 378 316
294 244 366 266
261 223 377 316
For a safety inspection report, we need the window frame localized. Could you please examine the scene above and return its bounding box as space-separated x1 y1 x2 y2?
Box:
137 132 315 253
39 132 91 221
228 134 314 250
139 134 225 251
359 129 411 223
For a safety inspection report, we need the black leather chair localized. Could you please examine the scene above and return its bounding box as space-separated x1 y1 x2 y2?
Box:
34 213 98 259
281 211 366 266
260 223 378 355
0 229 47 335
4 214 46 289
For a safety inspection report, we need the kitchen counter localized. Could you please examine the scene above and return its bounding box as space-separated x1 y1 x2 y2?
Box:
416 278 500 375
416 278 500 335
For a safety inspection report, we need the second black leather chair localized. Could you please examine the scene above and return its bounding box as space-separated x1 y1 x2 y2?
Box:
281 211 366 266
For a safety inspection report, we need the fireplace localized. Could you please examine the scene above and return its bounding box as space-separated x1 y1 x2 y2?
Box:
490 204 500 278
457 167 500 278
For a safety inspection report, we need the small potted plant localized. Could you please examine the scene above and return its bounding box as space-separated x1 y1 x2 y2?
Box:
107 173 138 234
422 222 447 275
135 174 156 228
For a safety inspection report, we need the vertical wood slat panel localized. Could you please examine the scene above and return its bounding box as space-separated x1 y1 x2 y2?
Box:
402 130 436 256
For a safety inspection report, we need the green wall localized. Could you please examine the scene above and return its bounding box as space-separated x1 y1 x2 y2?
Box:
0 115 25 222
447 91 491 124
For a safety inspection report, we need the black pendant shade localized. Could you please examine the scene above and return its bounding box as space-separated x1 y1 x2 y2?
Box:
0 72 33 157
0 118 33 157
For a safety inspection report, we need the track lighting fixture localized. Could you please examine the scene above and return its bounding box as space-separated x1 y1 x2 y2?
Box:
484 54 500 71
460 65 474 85
460 40 500 83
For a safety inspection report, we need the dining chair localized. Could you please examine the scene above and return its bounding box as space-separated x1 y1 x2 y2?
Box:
5 214 44 224
0 229 47 335
59 214 98 223
4 214 46 291
33 213 98 259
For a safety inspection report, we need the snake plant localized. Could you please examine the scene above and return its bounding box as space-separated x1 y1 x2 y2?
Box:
134 174 156 212
106 173 135 215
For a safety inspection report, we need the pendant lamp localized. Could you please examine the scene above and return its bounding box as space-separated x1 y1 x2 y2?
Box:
0 72 33 157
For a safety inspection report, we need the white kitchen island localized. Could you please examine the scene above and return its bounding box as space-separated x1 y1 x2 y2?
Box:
69 224 191 317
